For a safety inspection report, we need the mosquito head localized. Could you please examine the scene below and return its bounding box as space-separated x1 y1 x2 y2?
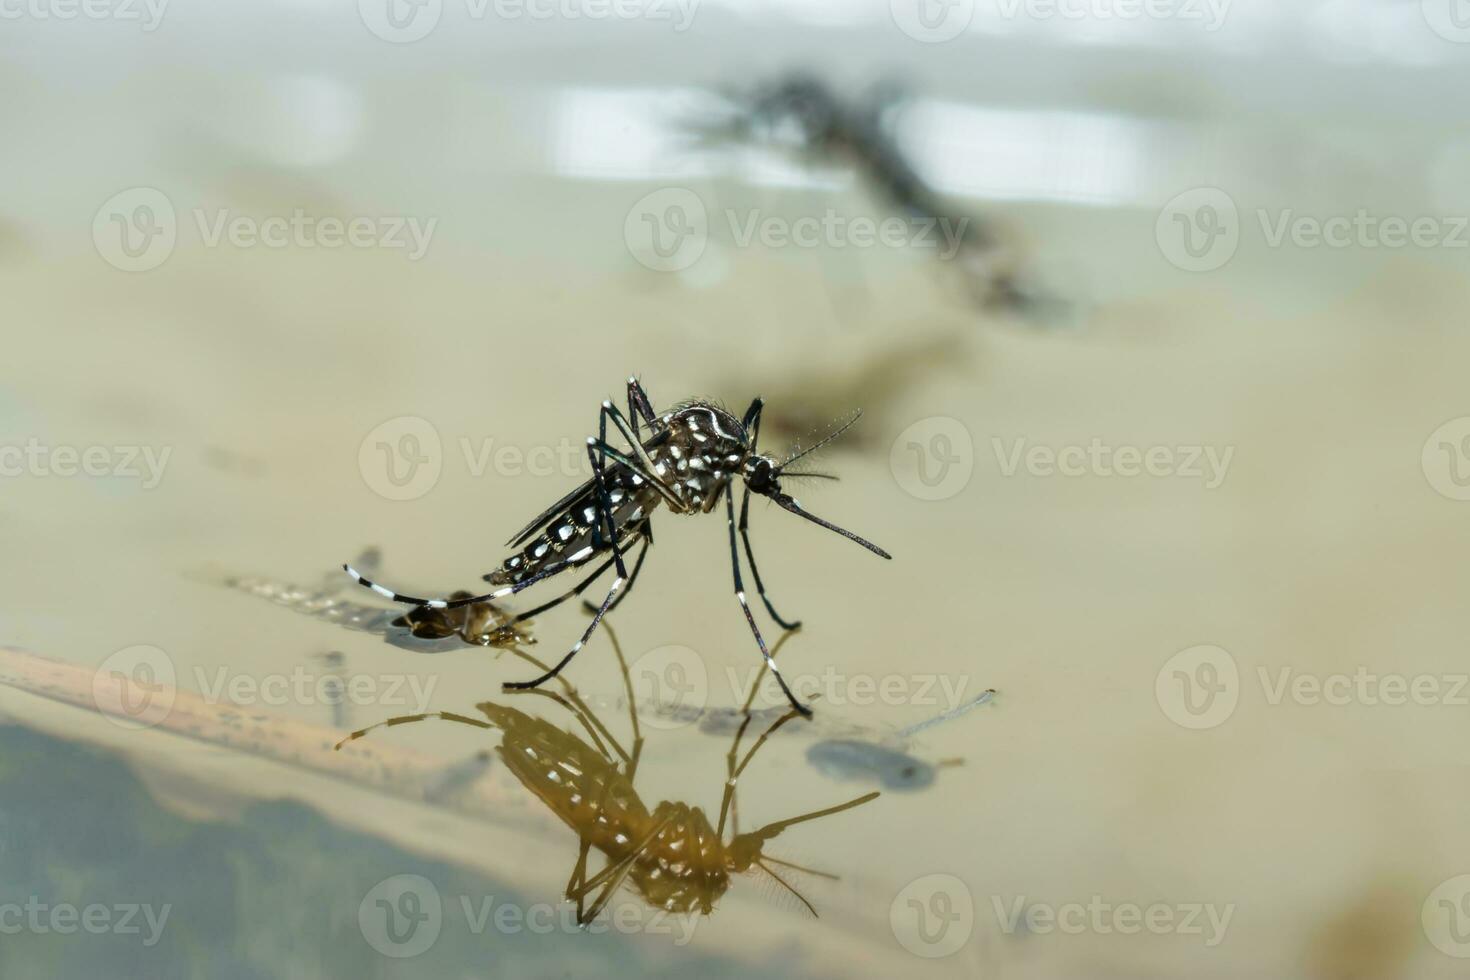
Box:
741 453 783 497
739 411 892 560
725 833 763 873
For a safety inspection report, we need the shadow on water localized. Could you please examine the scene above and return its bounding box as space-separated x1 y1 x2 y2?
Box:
0 724 801 980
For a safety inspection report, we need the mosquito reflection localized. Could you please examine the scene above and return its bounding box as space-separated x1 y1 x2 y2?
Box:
335 627 879 923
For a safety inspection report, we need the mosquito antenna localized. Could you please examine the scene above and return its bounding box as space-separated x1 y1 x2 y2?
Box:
780 410 864 469
771 493 892 559
764 854 839 881
754 859 819 918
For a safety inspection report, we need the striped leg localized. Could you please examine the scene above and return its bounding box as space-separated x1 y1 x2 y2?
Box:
738 485 801 631
581 524 651 615
332 709 494 750
500 527 650 629
503 438 630 691
345 552 583 610
735 397 800 629
599 399 679 503
626 376 657 440
725 486 809 716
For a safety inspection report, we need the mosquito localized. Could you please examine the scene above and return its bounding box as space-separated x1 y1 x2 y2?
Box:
345 377 892 715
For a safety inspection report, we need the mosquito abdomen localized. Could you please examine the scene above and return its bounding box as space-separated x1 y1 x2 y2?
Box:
488 704 653 852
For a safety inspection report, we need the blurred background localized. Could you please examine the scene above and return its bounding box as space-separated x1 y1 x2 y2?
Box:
2 0 1470 977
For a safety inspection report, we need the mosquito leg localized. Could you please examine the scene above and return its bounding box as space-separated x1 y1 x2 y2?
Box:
332 710 494 750
734 399 800 628
718 631 800 837
582 527 650 615
737 629 797 714
574 818 672 926
591 436 681 509
345 550 584 610
720 712 756 839
602 620 645 781
739 486 802 630
626 376 657 429
500 640 637 768
599 401 679 502
716 699 809 838
566 837 593 910
503 439 629 691
725 487 810 717
510 551 620 629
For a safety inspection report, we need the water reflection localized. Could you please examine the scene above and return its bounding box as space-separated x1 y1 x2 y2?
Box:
337 633 879 922
226 559 994 797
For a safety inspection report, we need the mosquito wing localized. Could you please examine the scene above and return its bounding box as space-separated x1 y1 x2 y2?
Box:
503 426 671 548
503 478 594 548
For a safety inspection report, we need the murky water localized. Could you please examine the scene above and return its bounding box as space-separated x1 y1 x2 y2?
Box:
4 3 1470 977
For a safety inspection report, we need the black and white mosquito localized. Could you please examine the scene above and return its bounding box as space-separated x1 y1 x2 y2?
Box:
345 377 891 715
